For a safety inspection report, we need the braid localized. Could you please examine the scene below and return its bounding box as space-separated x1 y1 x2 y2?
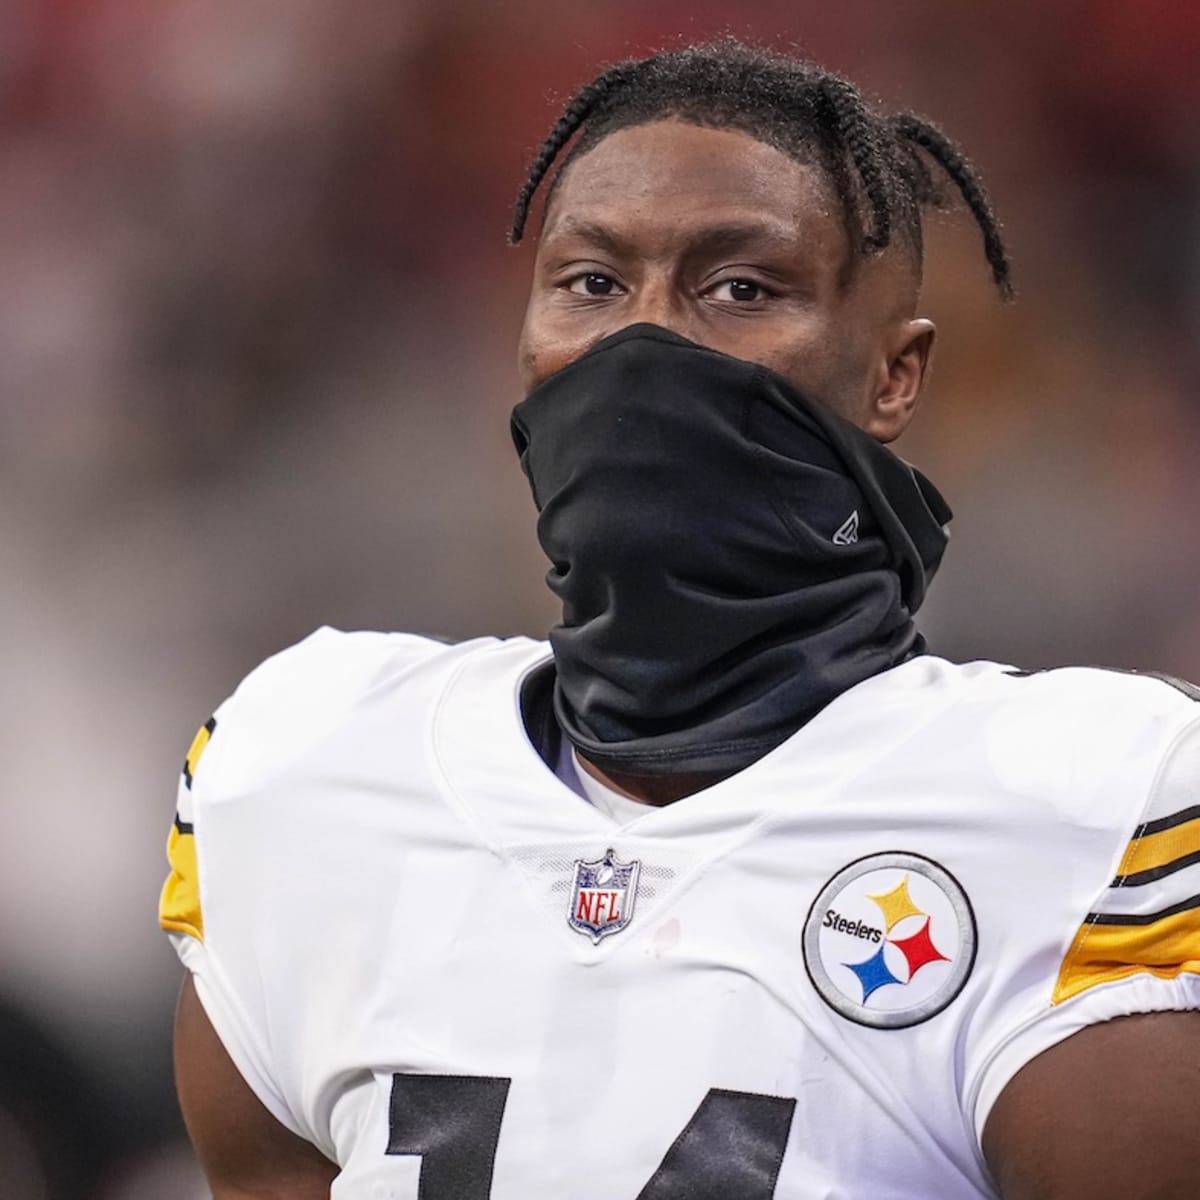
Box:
509 62 640 244
510 39 1014 300
817 78 891 253
894 114 1014 299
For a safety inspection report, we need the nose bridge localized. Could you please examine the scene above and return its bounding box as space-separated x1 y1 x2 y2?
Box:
626 270 697 342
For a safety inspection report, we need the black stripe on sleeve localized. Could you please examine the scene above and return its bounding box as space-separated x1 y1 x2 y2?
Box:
1086 892 1200 927
174 813 195 836
1133 805 1200 840
181 715 218 791
1114 847 1200 889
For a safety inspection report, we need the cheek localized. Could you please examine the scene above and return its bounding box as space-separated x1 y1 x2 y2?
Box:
517 335 570 395
773 335 875 423
518 306 604 394
763 338 839 400
516 308 552 394
517 336 540 394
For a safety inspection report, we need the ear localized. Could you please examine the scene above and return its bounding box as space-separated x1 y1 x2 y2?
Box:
863 318 936 443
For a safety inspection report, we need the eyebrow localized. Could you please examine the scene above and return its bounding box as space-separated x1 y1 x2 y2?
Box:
543 215 801 258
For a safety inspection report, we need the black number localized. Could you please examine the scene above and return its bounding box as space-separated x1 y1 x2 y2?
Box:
387 1073 511 1200
637 1088 796 1199
388 1076 795 1198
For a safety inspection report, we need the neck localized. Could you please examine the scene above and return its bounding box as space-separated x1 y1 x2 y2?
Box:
575 752 735 807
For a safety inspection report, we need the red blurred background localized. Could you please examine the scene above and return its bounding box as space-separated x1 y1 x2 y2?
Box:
1 2 1197 1194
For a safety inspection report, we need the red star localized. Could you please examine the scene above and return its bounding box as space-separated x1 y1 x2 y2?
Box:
890 915 949 981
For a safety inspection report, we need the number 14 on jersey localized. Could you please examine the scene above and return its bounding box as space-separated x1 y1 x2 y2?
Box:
387 1073 796 1198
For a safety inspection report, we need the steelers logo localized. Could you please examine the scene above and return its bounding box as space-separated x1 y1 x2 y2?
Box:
802 852 977 1029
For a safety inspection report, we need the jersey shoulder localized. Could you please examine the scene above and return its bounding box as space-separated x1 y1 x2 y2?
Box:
921 656 1200 709
989 662 1200 709
188 626 542 802
918 657 1200 770
160 627 545 944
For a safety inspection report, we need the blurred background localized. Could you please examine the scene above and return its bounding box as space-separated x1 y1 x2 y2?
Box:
0 0 1197 1194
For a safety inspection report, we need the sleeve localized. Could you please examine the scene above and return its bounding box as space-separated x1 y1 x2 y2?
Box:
969 705 1200 1142
158 625 453 1152
159 697 311 1141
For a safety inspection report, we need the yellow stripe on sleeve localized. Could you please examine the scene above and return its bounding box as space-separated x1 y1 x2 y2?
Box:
182 717 216 790
159 818 204 941
1053 903 1200 1004
1118 816 1200 879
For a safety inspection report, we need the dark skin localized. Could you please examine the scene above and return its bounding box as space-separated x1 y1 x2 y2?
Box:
177 119 1200 1198
175 975 338 1198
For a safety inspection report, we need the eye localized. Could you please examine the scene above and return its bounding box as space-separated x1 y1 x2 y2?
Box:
565 273 622 297
709 278 767 302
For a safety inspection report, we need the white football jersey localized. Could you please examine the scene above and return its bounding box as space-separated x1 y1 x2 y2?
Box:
161 629 1200 1199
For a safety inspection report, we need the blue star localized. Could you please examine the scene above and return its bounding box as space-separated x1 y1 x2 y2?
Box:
844 946 901 1004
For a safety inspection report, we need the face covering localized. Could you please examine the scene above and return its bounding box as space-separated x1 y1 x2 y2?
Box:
510 323 951 778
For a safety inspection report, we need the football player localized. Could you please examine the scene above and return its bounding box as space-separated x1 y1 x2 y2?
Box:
162 40 1200 1199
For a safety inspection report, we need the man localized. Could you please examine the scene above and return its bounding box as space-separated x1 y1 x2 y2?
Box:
162 40 1200 1199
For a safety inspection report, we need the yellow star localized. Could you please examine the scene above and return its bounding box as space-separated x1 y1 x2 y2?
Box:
867 875 925 933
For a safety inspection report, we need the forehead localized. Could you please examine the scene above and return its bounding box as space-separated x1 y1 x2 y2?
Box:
541 120 845 261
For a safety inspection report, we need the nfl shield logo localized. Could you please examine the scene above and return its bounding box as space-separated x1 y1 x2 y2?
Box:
567 848 640 944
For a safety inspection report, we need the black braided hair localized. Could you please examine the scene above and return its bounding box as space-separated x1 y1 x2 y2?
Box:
893 114 1014 300
510 39 1013 299
509 62 644 252
817 76 892 253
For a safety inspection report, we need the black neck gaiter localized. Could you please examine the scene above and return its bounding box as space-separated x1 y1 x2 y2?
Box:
510 324 951 777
